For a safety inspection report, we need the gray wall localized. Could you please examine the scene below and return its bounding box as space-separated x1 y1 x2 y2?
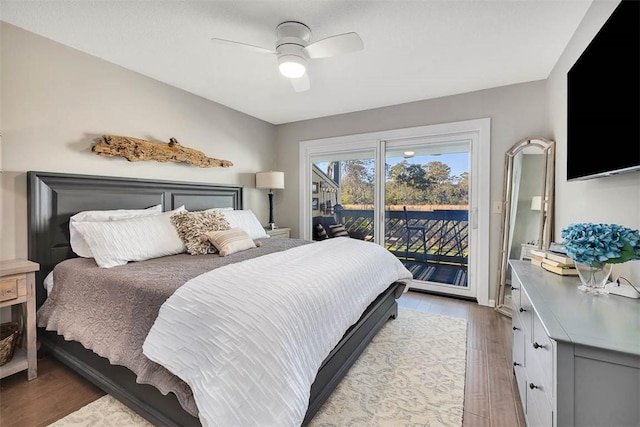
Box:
1 23 277 260
275 81 551 300
547 0 640 284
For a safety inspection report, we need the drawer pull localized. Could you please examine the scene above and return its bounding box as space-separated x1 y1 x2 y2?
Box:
511 286 518 291
519 307 526 313
529 382 539 390
512 326 520 331
513 362 521 367
533 342 545 349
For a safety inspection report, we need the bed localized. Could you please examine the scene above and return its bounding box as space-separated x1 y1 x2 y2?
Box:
28 171 410 426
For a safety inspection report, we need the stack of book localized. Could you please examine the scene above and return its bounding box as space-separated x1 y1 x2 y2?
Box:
529 249 578 276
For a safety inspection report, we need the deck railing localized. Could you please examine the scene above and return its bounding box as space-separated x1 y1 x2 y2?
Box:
337 209 469 266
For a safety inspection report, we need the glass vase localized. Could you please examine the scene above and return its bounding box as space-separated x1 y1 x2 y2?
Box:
575 262 612 295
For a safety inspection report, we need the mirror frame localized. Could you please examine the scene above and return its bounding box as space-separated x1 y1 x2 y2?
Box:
495 136 555 317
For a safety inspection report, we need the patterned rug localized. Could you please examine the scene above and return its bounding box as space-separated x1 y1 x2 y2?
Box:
50 308 468 427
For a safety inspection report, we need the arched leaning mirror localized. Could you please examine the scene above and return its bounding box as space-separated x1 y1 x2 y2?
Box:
495 136 555 317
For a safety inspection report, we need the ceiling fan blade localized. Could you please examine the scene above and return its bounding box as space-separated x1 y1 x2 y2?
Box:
290 73 310 92
304 32 363 59
210 38 276 55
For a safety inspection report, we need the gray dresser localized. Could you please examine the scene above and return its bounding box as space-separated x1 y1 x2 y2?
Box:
510 260 640 427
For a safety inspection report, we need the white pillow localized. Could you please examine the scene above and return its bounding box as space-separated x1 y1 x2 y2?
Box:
205 207 234 212
44 271 54 295
107 205 185 221
70 205 162 258
220 210 268 239
72 209 186 268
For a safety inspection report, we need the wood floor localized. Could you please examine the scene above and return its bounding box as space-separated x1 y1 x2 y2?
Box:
0 291 525 427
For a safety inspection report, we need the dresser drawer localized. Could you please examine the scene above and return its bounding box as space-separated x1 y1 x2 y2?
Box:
526 369 554 427
511 277 522 312
517 288 533 336
526 341 554 425
512 312 527 411
531 312 554 395
514 362 528 414
512 312 526 367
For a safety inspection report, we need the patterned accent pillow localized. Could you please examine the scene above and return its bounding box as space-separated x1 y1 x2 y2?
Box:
171 210 230 255
329 223 350 238
315 223 329 240
204 228 261 257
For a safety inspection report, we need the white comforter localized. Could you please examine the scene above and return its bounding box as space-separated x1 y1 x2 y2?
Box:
143 237 412 427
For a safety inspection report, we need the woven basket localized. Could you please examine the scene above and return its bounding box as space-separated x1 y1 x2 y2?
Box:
0 322 21 366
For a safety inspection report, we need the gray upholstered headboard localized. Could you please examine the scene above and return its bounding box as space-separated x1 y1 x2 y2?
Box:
27 171 243 307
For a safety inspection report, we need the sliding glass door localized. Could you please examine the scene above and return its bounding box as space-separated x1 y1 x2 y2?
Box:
310 150 376 242
385 140 472 298
299 119 490 305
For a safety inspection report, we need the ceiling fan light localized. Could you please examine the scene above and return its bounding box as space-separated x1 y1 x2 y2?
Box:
278 55 306 78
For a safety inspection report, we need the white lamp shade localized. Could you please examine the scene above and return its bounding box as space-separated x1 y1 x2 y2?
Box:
256 171 285 190
531 196 542 211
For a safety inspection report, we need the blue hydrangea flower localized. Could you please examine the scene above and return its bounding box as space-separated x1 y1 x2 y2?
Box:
561 223 640 267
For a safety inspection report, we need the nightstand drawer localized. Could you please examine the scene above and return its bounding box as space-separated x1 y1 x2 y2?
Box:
0 276 25 302
266 227 291 239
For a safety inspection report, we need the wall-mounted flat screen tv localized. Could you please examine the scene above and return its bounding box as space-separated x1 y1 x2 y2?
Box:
567 0 639 181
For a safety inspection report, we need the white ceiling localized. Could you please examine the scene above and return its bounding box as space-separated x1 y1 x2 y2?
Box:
1 1 592 125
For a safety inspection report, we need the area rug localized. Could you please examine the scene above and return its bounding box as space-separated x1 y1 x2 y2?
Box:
49 308 468 427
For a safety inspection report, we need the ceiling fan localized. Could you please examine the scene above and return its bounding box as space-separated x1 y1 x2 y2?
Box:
211 21 364 92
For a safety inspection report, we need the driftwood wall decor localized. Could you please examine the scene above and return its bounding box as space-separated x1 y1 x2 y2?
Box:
92 135 233 168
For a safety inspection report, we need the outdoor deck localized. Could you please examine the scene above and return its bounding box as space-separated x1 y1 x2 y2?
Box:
403 259 468 286
339 208 469 287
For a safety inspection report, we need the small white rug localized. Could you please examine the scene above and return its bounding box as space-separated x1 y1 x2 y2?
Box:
50 308 467 427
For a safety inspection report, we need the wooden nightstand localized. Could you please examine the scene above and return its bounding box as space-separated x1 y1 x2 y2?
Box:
0 259 39 380
266 227 291 239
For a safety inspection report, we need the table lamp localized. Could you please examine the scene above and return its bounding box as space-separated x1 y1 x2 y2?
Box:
256 171 285 229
